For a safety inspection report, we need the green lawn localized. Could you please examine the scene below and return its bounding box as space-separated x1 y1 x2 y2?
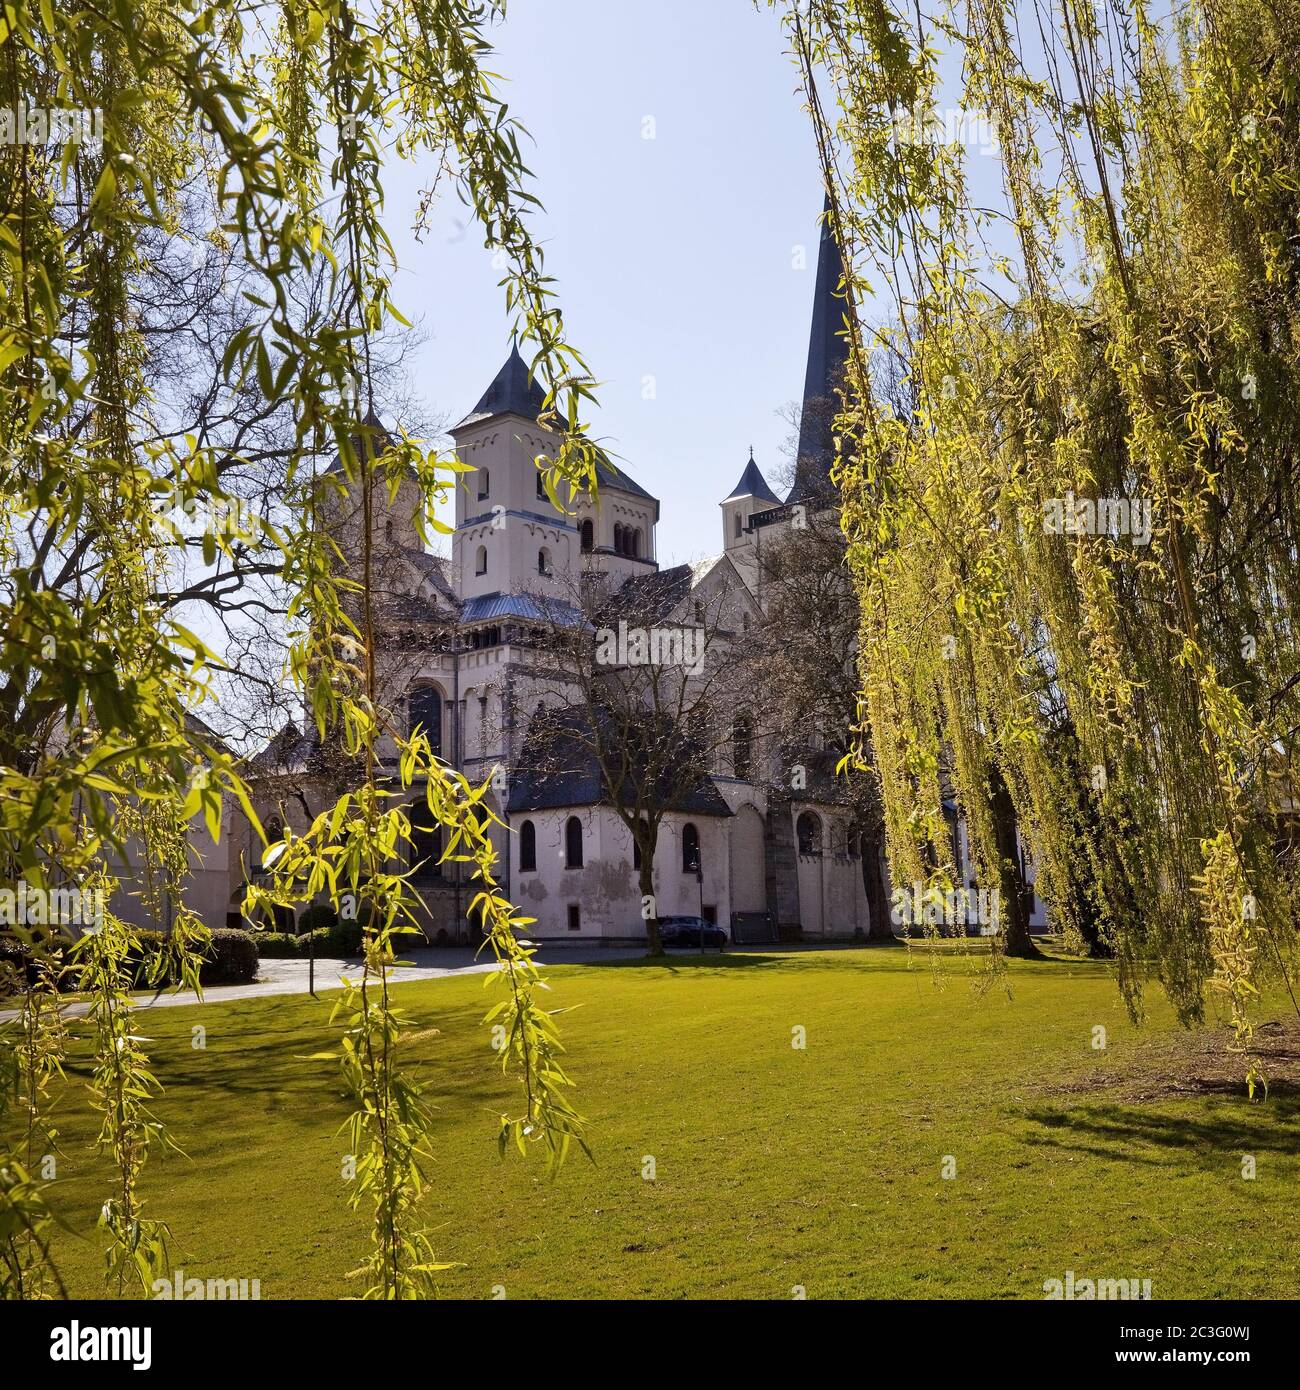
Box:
14 943 1300 1299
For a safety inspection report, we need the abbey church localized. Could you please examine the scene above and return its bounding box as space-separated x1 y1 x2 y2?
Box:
236 208 1046 945
233 206 886 943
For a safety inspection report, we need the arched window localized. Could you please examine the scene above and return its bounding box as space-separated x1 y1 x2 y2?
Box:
409 685 443 756
538 546 551 576
474 544 487 576
797 811 822 856
632 528 642 558
733 714 752 781
536 470 546 500
519 820 537 873
614 523 624 555
565 816 584 869
409 811 443 882
682 822 701 874
477 467 490 501
580 518 594 553
733 512 742 539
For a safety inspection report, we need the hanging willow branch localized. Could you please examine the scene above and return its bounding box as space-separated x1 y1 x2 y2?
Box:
781 0 1300 1083
2 0 593 1298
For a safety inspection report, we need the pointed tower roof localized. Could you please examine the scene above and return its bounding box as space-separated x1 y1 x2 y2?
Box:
786 197 851 505
455 339 548 430
324 408 395 475
722 448 780 505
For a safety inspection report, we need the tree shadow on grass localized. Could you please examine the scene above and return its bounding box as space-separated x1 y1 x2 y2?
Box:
1019 1096 1300 1168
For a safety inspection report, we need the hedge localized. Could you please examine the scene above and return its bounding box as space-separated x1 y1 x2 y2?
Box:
199 928 258 985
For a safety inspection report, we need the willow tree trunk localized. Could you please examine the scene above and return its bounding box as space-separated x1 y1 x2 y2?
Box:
862 827 893 940
990 772 1041 959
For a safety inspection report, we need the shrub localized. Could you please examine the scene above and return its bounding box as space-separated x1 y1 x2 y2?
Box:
200 928 258 985
325 916 363 957
297 902 338 936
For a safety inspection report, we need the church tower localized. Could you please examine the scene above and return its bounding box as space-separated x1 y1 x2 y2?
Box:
786 197 851 507
450 341 661 602
448 341 578 602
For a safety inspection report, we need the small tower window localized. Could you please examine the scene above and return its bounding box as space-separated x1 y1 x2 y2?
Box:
631 528 642 558
614 523 624 555
580 518 594 553
538 546 551 576
477 468 490 501
475 544 487 576
536 470 546 500
733 512 742 539
565 815 584 869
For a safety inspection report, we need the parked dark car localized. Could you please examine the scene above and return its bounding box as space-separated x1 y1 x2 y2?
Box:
656 916 728 948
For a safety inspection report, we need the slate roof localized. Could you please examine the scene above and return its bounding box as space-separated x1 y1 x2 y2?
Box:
459 591 587 627
456 341 547 429
610 564 695 623
507 707 733 817
722 450 780 505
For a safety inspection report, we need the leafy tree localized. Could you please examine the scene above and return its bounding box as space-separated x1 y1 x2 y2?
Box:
1 0 594 1298
782 0 1300 1073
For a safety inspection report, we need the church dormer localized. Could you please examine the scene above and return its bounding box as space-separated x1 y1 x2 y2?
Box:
721 448 779 551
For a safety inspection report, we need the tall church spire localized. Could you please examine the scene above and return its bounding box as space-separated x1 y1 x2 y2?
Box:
786 196 851 505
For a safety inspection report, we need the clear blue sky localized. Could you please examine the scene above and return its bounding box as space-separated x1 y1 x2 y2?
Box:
380 0 826 567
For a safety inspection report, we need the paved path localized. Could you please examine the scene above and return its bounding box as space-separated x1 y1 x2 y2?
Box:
0 945 649 1021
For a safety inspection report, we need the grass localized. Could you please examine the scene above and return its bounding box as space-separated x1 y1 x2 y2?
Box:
10 941 1299 1299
